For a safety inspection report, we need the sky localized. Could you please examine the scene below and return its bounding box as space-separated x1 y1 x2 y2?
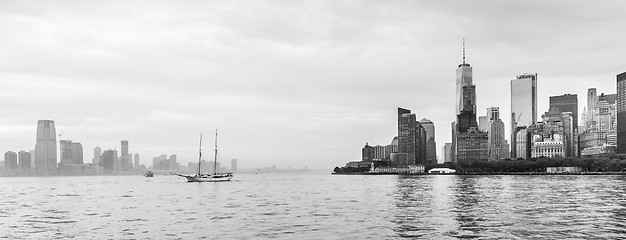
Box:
0 0 624 170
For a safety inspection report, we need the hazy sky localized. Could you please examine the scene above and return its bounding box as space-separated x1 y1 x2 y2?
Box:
1 0 624 169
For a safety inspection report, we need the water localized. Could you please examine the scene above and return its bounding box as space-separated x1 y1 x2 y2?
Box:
2 174 626 239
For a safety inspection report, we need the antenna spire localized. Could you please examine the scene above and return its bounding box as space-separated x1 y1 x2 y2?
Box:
462 38 466 64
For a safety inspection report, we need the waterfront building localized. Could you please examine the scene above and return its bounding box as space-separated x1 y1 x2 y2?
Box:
488 118 509 161
93 147 102 165
134 153 140 169
72 142 83 164
120 140 131 170
617 72 626 153
18 151 31 171
35 120 57 175
456 127 489 164
231 159 237 172
580 92 617 154
59 140 73 164
4 151 18 170
101 149 117 172
361 143 374 161
514 127 529 159
550 94 578 132
397 108 427 166
419 118 437 165
562 112 575 157
510 73 537 159
152 154 167 170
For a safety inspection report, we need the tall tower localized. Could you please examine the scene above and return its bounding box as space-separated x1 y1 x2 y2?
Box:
617 72 626 153
510 73 537 159
456 39 473 115
587 88 598 127
35 120 57 175
133 153 140 169
72 142 83 164
121 140 129 170
420 118 437 164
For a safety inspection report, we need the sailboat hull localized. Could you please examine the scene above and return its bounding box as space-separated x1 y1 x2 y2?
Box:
174 173 233 182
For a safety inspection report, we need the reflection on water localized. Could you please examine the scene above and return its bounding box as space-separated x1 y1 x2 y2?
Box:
392 175 626 239
2 174 626 239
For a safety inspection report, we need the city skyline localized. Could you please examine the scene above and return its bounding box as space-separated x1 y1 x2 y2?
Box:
0 1 624 169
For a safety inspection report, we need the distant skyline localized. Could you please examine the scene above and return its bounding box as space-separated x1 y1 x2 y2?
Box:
0 1 624 169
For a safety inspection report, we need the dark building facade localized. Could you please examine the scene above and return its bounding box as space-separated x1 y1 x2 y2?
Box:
397 108 427 166
550 94 578 132
618 72 626 153
456 128 489 164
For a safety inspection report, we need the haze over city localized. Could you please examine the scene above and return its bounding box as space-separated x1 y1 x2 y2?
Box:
0 1 624 169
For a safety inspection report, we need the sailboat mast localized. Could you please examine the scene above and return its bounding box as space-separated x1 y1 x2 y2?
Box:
198 133 202 176
214 129 218 175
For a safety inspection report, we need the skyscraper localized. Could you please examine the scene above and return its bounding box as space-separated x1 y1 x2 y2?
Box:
35 120 57 175
550 94 578 132
456 40 473 115
587 88 598 127
133 153 140 169
93 147 102 165
4 151 18 170
419 118 437 165
617 72 626 153
510 73 537 159
72 142 83 164
487 107 508 161
121 140 130 170
59 140 74 164
397 108 427 166
101 149 117 172
18 151 31 171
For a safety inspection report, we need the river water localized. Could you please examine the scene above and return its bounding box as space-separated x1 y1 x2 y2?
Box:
1 173 626 239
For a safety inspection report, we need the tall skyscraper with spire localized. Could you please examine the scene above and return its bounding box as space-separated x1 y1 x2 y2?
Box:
456 39 473 115
35 120 57 175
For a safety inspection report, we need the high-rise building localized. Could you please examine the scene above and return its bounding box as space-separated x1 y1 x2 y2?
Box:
550 94 578 132
133 153 140 169
231 159 238 172
510 73 537 159
455 40 473 115
488 115 508 161
59 140 74 164
72 142 83 164
443 143 452 163
617 72 626 153
35 120 57 175
457 85 478 133
456 128 489 164
4 151 18 170
101 149 117 172
29 149 36 168
397 108 427 166
93 147 102 165
18 151 31 171
419 118 437 165
587 88 598 127
120 140 130 170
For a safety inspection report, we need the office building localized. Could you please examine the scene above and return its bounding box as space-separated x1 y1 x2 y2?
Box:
120 140 131 170
487 107 500 121
455 40 473 115
93 147 102 165
488 118 508 161
59 140 74 164
478 116 488 132
618 72 626 153
101 149 117 172
587 88 598 127
456 128 489 164
510 73 537 159
550 94 578 132
134 153 140 169
420 118 437 165
18 151 31 171
397 108 427 166
443 143 452 163
72 142 83 164
4 151 18 170
35 120 57 175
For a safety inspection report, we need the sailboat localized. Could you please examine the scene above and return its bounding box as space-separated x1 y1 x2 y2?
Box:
174 130 233 182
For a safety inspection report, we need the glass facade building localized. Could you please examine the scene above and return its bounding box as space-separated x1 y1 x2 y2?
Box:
35 120 57 175
510 73 537 158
